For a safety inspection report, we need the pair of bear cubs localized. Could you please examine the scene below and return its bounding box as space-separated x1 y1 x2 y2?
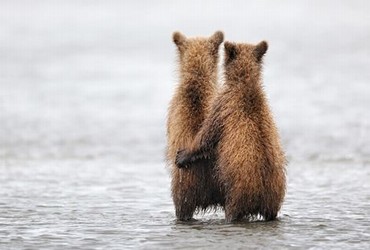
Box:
167 31 286 223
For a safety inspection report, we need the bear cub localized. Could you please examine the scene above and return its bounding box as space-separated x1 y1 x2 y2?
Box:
176 41 286 222
167 31 224 221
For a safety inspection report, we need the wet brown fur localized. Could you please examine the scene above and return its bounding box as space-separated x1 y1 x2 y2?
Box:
176 41 286 222
166 31 224 221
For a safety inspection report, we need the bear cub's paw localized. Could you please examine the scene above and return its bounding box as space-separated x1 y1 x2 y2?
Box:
175 149 191 168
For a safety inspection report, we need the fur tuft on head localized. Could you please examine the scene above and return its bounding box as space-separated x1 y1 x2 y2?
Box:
254 41 268 62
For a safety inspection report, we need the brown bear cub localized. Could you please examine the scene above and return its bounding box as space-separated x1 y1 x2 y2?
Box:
167 31 224 221
176 41 286 222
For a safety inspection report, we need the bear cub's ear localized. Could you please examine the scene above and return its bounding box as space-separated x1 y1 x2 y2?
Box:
224 41 237 63
173 31 186 48
254 41 268 62
210 31 224 47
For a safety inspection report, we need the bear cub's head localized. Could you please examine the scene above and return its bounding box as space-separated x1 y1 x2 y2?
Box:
224 41 268 81
173 31 224 76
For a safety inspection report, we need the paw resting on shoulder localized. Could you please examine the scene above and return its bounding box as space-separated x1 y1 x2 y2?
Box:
175 149 191 169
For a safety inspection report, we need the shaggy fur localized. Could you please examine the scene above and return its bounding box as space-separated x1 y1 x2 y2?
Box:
176 41 286 222
167 31 224 221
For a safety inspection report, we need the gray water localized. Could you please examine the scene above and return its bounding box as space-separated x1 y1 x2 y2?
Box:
1 0 370 249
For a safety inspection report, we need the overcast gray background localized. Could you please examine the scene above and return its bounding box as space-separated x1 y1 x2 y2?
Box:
1 0 369 164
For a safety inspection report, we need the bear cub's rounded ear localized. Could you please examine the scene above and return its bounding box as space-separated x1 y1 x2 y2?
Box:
224 41 237 63
254 41 268 62
210 31 224 47
173 31 186 48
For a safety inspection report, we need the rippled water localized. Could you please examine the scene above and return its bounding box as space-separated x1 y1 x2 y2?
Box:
1 0 370 249
1 161 370 249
